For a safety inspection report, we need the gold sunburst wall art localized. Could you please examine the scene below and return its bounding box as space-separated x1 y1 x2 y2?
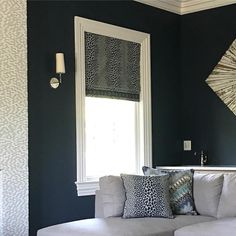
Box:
206 39 236 116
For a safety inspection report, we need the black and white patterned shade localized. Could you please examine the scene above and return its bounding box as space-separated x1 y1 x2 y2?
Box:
85 32 141 101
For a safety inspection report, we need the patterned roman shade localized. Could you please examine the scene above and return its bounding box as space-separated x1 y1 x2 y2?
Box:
85 32 141 101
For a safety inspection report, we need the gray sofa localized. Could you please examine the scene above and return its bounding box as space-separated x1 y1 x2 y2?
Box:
37 171 236 236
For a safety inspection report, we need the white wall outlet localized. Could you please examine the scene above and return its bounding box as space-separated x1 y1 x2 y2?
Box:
183 140 191 151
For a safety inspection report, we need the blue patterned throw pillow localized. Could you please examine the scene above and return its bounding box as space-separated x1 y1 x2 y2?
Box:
167 169 196 215
142 166 160 175
142 167 196 215
121 174 174 219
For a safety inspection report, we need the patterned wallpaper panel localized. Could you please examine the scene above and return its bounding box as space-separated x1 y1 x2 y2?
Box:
0 0 28 235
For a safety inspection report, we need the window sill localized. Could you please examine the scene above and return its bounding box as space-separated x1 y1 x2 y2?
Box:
75 181 99 196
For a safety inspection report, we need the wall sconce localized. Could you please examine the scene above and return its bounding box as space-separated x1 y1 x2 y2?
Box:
50 53 66 89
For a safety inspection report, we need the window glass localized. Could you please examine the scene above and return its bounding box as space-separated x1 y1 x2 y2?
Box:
85 97 137 180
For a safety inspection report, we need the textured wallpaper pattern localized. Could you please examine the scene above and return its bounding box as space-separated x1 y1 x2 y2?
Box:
0 0 28 235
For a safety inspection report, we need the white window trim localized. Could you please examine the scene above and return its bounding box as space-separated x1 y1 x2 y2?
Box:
74 16 152 196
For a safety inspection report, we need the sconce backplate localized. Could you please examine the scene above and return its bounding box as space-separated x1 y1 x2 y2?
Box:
50 77 60 89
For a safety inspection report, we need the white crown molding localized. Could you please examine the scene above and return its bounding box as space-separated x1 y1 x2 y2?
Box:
135 0 181 14
135 0 236 15
181 0 236 14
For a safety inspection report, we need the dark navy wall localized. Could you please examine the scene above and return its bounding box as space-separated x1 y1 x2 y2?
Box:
28 1 181 235
181 4 236 165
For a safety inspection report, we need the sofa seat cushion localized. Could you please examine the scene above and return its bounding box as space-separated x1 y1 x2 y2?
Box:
37 215 215 236
174 217 236 236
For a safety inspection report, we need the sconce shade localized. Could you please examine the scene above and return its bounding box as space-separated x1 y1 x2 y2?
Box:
56 53 65 74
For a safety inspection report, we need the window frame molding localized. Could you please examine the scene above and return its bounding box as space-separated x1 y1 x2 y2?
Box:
74 16 152 196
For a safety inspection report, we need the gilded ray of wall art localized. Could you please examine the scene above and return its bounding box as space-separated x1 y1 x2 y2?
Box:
206 39 236 116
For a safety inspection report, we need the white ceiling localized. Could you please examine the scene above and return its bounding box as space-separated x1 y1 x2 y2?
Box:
135 0 236 15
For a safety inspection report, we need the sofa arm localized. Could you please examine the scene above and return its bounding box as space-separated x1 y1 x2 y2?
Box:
95 190 104 218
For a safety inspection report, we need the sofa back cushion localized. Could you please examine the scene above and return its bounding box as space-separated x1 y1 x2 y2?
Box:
217 173 236 218
99 175 126 217
121 174 173 219
193 173 223 217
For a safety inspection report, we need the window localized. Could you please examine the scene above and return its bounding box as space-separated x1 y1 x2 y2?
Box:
74 17 152 196
85 97 137 179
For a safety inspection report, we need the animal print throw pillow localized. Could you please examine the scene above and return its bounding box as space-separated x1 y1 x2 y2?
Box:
121 174 174 219
142 167 196 215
